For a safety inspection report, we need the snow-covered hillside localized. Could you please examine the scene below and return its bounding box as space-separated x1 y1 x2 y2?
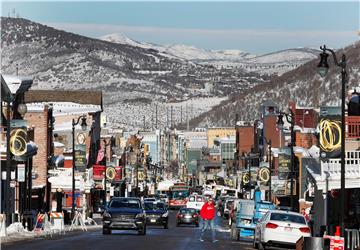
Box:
191 41 360 127
100 33 318 75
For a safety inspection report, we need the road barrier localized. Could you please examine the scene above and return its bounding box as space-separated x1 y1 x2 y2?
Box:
69 211 87 232
50 212 65 235
33 213 52 236
0 214 7 237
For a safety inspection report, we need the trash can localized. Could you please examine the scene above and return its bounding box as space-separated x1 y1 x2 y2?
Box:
303 237 330 250
63 210 71 225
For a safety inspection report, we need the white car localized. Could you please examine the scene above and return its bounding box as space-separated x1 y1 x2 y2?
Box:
253 210 311 249
186 194 205 211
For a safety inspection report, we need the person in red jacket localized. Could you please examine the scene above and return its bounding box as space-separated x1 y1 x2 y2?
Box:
199 197 218 242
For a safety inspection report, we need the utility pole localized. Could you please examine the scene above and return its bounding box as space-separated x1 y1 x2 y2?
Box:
170 106 173 129
180 106 183 125
155 104 158 129
143 115 146 131
186 102 189 131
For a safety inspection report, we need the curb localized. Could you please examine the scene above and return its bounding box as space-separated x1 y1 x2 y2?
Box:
1 225 102 246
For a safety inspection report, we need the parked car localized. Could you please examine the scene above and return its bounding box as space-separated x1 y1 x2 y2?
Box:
158 194 169 203
253 210 311 249
144 201 169 229
186 194 205 211
102 197 146 235
176 208 199 227
144 197 157 202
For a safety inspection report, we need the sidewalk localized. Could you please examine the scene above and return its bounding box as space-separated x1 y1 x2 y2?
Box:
1 223 102 245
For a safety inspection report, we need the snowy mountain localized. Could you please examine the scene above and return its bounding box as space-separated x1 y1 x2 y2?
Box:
1 17 334 130
191 41 360 128
100 33 318 75
0 17 267 129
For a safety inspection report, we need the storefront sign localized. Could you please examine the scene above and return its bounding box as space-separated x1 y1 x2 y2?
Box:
75 144 86 171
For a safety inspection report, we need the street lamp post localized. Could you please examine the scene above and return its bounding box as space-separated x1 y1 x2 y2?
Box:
277 109 295 211
264 138 272 202
71 115 87 219
103 138 111 205
317 44 347 235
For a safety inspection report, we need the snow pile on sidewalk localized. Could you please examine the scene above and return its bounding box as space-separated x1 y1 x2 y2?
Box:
6 222 34 237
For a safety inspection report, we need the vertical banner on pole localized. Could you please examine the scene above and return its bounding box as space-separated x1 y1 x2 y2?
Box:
319 107 341 161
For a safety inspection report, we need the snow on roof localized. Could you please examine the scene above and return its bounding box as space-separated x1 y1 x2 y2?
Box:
27 102 101 116
2 74 33 94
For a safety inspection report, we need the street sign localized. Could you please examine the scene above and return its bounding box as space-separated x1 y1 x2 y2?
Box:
17 164 25 182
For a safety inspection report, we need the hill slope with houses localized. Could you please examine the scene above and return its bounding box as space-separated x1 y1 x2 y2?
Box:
190 41 360 128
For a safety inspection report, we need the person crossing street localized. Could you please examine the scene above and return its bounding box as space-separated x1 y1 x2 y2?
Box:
199 197 218 243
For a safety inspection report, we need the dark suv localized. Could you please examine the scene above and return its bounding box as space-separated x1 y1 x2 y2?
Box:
144 201 169 229
102 197 146 235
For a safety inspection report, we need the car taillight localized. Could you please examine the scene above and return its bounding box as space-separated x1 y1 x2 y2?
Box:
177 214 183 218
193 214 198 218
299 227 311 233
265 222 278 229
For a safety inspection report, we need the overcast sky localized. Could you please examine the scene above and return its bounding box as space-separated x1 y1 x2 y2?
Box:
2 1 359 54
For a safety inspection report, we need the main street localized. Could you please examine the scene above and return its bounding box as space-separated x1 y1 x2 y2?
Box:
2 211 254 250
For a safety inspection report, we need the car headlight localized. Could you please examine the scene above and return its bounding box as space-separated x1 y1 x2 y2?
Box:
162 212 169 217
135 213 145 219
103 212 111 218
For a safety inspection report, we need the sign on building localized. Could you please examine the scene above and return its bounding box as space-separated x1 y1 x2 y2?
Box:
319 107 341 161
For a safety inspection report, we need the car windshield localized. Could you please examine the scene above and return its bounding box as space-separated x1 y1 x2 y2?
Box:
270 213 306 224
109 199 141 209
144 202 166 211
180 208 196 214
172 191 189 199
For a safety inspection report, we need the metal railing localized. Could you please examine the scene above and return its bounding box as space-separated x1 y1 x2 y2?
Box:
346 116 360 139
321 151 360 179
345 229 360 250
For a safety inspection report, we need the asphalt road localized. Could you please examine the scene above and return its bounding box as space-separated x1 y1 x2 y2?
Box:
2 211 255 250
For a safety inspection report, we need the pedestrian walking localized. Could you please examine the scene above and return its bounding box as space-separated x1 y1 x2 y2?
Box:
199 197 218 243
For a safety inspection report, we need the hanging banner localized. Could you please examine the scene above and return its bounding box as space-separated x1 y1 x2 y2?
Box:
278 147 291 180
74 144 86 172
319 107 341 161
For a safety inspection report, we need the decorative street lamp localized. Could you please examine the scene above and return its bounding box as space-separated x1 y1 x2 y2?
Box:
264 138 272 202
71 115 87 219
317 44 347 235
277 109 296 211
103 136 115 205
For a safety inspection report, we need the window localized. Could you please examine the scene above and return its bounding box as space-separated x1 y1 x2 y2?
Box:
109 199 140 209
270 213 306 224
